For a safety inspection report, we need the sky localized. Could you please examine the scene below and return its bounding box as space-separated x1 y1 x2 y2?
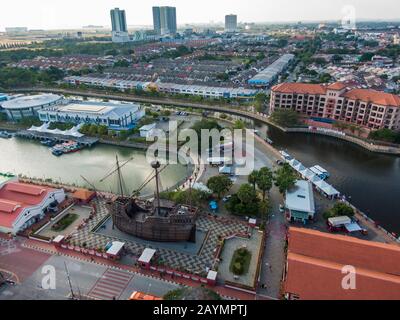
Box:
0 0 399 31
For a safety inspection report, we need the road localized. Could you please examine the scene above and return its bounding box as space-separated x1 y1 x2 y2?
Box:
0 238 180 300
8 87 283 130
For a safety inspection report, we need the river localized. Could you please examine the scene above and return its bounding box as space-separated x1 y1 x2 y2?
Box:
1 121 400 235
255 122 400 235
0 137 190 197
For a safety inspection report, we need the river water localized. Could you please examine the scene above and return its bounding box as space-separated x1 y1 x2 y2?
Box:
0 137 189 197
1 121 400 235
255 122 400 235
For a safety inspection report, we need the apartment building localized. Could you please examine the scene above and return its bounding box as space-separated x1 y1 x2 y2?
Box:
270 82 400 131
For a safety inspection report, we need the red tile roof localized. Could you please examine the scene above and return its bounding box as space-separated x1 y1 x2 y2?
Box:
272 83 327 95
272 82 400 107
0 182 55 228
327 82 347 91
285 227 400 300
344 88 400 107
0 199 21 214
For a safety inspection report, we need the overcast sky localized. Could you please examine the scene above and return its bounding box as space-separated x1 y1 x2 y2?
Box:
0 0 399 31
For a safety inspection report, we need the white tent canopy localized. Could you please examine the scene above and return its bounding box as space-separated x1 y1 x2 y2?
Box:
28 123 84 138
287 156 340 198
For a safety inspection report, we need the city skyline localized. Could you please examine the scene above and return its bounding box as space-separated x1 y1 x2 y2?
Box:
0 0 399 31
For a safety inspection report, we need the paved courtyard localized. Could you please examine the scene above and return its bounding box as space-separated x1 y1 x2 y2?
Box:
68 198 250 276
37 205 92 238
218 229 263 288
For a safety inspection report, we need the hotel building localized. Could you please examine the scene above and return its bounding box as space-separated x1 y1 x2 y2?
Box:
270 82 400 131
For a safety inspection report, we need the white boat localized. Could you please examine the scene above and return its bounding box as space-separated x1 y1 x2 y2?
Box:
279 150 292 161
310 165 330 180
0 131 12 139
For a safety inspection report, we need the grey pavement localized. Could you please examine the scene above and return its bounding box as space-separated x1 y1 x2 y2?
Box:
0 255 180 300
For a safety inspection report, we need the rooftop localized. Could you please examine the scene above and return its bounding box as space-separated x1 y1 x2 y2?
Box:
285 227 400 300
2 94 62 110
285 180 315 214
49 101 141 118
272 82 327 95
344 88 400 107
0 182 56 228
272 82 400 107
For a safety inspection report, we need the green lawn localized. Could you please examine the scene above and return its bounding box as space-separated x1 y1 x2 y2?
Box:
51 213 79 232
229 247 252 276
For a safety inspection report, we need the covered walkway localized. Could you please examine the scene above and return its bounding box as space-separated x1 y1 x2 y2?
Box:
285 158 340 198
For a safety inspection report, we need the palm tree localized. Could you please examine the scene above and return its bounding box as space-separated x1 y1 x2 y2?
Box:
256 167 273 200
248 170 259 191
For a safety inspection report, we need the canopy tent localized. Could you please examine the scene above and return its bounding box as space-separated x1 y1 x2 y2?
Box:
322 185 340 197
192 182 212 193
294 162 306 171
286 155 341 198
106 241 125 257
289 159 301 168
345 222 363 233
28 123 84 138
309 175 322 183
209 201 218 211
138 248 156 264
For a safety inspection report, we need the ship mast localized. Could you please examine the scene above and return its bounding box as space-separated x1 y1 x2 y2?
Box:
151 160 161 216
116 155 124 197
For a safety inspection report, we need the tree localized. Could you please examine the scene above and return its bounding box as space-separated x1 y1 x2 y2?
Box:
368 128 400 144
248 170 258 190
270 109 299 127
324 202 355 219
237 183 258 204
331 202 355 217
233 120 246 130
256 167 273 200
254 92 269 113
360 52 374 62
207 175 232 199
226 184 260 216
274 163 297 194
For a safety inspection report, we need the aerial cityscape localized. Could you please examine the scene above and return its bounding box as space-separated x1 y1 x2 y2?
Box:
0 0 399 305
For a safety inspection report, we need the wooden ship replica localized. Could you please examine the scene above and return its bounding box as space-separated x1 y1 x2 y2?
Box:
105 157 198 242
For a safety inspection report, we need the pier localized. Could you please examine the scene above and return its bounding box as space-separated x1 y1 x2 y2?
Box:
15 130 99 147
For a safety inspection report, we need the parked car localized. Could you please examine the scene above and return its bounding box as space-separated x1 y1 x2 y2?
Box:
222 195 232 202
279 204 285 213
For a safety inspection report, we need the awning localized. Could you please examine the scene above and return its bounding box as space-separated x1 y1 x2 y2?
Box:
138 248 156 264
106 241 125 256
345 222 362 233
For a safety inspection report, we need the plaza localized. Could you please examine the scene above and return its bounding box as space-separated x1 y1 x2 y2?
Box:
67 198 252 277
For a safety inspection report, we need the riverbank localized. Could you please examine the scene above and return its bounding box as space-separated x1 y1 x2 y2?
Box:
253 132 400 244
7 87 400 156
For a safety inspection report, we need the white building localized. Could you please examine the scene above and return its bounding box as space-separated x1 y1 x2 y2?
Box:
285 180 315 224
0 181 65 234
1 94 64 120
139 123 157 138
38 101 145 131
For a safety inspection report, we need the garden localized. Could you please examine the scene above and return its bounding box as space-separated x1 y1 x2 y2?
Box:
229 247 252 276
51 213 79 232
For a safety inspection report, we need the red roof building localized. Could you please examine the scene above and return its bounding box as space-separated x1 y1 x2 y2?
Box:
270 82 400 131
0 181 65 234
283 227 400 300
